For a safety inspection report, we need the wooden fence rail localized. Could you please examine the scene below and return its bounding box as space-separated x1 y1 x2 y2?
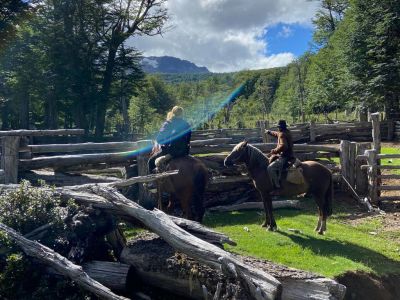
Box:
357 113 400 204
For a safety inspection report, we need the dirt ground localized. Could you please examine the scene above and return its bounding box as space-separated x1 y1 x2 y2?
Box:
336 271 400 300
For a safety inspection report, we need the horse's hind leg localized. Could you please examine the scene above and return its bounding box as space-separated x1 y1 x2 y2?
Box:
315 209 322 232
319 216 327 234
177 188 194 220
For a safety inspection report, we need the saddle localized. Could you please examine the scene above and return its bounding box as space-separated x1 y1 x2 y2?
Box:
269 155 304 185
285 158 304 185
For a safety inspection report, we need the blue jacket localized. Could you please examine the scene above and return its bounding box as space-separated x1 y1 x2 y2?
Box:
156 117 191 157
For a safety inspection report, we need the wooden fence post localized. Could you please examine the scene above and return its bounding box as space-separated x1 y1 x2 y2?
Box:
340 140 350 190
387 119 394 141
349 142 357 187
0 136 20 183
259 121 267 143
371 112 381 152
309 121 316 143
365 149 378 204
137 140 153 207
355 142 371 196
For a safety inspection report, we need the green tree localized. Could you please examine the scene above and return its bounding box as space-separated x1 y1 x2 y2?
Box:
344 0 400 119
313 0 349 45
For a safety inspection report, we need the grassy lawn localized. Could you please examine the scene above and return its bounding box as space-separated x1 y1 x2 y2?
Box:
203 199 400 278
381 146 400 175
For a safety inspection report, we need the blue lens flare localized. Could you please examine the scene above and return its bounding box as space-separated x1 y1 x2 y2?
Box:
124 82 246 157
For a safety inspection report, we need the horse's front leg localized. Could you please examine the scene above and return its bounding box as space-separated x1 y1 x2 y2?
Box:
260 190 277 231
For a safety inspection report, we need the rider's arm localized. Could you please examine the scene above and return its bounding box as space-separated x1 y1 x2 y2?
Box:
266 130 279 137
271 133 288 154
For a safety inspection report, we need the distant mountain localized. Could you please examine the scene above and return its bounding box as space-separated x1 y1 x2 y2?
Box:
141 56 210 74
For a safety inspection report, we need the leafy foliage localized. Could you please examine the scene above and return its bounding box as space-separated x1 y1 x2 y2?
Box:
0 182 94 299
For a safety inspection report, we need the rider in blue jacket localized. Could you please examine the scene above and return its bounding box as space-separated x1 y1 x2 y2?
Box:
148 106 191 173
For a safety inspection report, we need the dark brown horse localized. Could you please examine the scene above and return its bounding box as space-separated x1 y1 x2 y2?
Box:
157 156 209 222
224 141 333 234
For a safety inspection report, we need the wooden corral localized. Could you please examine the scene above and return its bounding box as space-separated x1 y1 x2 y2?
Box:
0 126 368 207
358 114 400 205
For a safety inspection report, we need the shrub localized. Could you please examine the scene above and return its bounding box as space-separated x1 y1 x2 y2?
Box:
0 181 95 299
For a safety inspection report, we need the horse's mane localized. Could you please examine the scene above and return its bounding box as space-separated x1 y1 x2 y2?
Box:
247 144 269 169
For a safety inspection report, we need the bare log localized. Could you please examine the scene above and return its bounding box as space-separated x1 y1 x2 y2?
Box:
0 169 4 183
208 201 301 212
0 129 85 137
111 170 179 188
191 138 233 146
22 170 121 186
168 215 236 247
89 186 282 300
0 222 128 300
1 136 20 183
82 261 130 292
27 142 137 154
19 151 135 170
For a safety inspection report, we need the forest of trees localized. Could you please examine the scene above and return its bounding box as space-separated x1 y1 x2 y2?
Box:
1 0 399 137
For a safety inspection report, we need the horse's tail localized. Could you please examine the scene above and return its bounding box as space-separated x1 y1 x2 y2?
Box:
324 173 334 217
192 166 208 222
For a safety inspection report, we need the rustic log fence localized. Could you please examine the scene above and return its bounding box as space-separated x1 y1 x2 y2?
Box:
357 113 400 204
2 119 396 206
196 120 392 144
0 128 366 201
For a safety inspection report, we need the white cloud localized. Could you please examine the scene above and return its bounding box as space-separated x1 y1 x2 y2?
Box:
279 25 293 38
129 0 319 72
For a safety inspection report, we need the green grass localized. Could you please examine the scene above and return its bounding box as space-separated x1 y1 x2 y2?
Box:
203 200 400 278
381 147 400 175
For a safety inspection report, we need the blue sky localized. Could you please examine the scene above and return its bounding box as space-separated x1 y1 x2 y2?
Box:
263 23 314 56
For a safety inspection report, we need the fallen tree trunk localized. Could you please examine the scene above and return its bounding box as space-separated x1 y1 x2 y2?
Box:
89 186 282 300
82 261 131 292
0 183 236 247
121 233 346 300
208 201 301 212
0 222 128 300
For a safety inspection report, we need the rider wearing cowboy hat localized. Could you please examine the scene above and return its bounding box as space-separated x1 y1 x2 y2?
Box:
266 120 294 194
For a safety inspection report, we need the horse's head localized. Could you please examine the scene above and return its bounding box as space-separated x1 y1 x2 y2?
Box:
224 140 248 167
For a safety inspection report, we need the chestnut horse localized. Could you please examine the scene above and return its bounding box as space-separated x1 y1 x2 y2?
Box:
157 156 209 222
224 141 333 234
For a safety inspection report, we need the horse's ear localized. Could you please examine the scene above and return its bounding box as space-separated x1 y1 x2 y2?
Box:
242 140 248 147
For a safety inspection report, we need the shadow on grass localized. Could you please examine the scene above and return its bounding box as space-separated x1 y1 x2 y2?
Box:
205 207 317 228
276 230 400 275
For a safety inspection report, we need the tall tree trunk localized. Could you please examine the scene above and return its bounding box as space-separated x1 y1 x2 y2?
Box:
1 102 10 130
96 46 118 138
46 93 58 129
18 86 29 129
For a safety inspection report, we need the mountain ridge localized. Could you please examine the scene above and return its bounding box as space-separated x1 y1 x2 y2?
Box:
141 56 210 74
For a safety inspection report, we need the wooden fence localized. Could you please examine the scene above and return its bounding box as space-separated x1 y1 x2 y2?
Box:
193 120 393 144
3 119 395 207
395 120 400 141
358 114 400 204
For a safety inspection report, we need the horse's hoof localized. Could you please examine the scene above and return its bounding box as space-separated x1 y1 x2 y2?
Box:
261 222 268 228
314 227 320 232
318 230 324 235
266 225 277 232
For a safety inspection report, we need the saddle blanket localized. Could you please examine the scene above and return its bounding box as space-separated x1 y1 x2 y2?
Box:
286 160 304 185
